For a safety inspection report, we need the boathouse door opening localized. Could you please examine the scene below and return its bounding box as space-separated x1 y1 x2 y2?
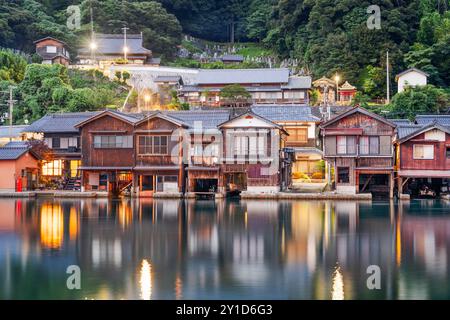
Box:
358 173 390 198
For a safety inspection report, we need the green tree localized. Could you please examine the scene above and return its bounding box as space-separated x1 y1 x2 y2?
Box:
389 85 449 120
219 84 251 107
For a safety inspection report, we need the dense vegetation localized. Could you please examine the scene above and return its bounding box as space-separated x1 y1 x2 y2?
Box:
161 1 449 95
0 58 127 123
0 0 182 59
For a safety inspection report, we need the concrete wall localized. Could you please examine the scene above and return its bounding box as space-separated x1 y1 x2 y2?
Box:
398 72 427 93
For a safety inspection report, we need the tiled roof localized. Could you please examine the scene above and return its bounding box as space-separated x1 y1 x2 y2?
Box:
78 34 152 56
26 112 101 133
4 141 29 148
0 146 30 160
281 76 312 89
163 110 231 129
195 68 290 85
397 125 424 139
251 104 320 122
415 115 450 126
0 125 29 138
388 119 413 126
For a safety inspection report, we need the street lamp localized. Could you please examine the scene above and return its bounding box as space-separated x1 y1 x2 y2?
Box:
144 94 151 109
123 46 129 61
90 42 97 50
335 74 340 103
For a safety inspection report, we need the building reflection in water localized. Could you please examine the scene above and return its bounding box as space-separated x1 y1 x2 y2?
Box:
1 198 450 299
40 203 64 249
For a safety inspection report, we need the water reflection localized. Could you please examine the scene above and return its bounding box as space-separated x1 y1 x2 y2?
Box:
0 198 450 299
140 260 152 300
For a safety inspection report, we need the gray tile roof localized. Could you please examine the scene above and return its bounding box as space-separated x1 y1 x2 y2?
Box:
0 125 29 138
389 119 413 126
415 115 450 126
163 110 231 129
281 76 312 89
251 104 320 122
4 141 29 148
108 110 144 123
78 34 152 56
26 112 101 133
195 68 290 85
0 146 30 160
397 125 424 139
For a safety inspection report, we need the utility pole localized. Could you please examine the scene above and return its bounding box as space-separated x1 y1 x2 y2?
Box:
386 50 390 105
7 86 17 142
122 26 129 61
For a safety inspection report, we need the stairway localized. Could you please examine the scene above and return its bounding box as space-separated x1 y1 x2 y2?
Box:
64 177 81 191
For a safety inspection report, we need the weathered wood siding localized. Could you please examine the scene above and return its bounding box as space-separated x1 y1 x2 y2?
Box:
80 115 134 168
400 132 450 170
134 117 182 167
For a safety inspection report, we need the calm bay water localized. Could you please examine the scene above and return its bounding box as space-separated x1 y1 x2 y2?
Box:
1 198 450 300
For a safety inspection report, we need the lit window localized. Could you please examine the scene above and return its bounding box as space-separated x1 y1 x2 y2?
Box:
42 160 63 176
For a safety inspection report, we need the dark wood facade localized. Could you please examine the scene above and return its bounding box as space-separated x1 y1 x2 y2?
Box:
76 110 289 197
396 125 450 196
321 107 396 197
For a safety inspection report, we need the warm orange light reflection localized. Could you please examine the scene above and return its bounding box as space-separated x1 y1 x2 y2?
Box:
69 207 78 241
396 215 402 266
40 203 64 249
331 265 344 300
119 202 133 229
175 275 183 300
140 259 152 300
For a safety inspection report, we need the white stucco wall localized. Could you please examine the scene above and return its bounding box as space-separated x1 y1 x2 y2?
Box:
397 71 427 93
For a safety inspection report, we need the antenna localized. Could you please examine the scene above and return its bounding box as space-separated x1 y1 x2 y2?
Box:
0 86 18 142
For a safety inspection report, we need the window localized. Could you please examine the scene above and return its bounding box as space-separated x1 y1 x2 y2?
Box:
94 135 133 148
52 137 60 149
287 128 308 143
142 175 153 191
447 147 450 159
369 136 380 154
156 176 178 192
337 136 347 154
413 144 434 159
42 160 63 176
234 136 249 156
70 160 81 178
46 46 57 53
138 136 168 155
337 167 350 183
337 136 356 155
360 137 369 155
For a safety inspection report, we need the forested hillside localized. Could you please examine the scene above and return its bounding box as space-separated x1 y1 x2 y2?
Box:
0 0 449 101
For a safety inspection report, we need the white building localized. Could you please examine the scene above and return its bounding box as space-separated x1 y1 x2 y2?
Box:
395 68 429 93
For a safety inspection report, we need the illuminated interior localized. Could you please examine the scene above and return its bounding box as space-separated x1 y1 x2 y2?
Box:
42 160 63 176
40 203 64 249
